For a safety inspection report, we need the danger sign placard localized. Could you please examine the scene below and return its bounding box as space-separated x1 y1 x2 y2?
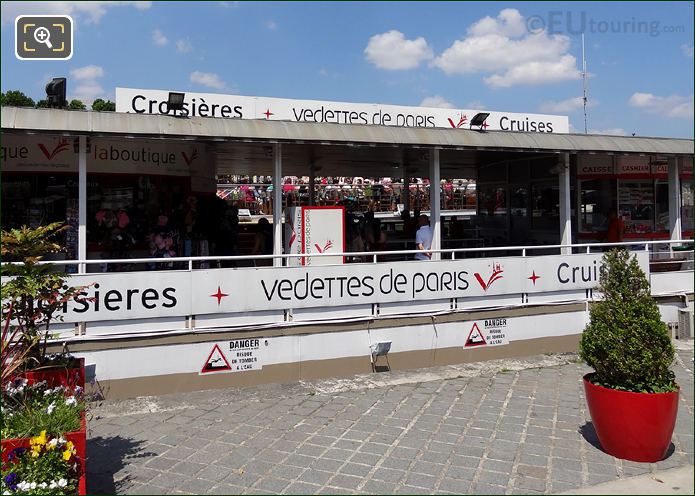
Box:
201 344 232 374
464 319 509 348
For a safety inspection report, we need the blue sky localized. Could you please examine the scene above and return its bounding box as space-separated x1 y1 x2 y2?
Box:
1 1 693 137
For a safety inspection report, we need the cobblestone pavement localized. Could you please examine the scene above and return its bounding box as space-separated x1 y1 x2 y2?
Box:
87 343 694 495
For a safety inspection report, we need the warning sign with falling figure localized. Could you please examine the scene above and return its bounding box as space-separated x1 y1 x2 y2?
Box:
464 319 509 348
201 344 232 374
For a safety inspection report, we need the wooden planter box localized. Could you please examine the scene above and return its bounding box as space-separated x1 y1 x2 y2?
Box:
2 358 87 495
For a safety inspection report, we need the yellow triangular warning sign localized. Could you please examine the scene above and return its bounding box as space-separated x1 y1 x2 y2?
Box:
465 322 487 347
201 344 232 374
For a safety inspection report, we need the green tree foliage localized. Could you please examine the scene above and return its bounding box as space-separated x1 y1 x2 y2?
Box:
580 249 676 392
68 99 86 110
35 99 50 108
0 90 35 107
91 98 116 111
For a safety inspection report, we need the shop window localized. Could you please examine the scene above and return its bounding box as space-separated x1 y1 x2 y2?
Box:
579 179 617 233
654 180 669 233
618 180 655 235
531 183 559 230
508 161 529 183
1 173 78 259
510 186 528 216
478 163 506 182
478 185 506 216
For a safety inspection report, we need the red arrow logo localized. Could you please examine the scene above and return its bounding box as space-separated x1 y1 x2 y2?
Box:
37 138 70 160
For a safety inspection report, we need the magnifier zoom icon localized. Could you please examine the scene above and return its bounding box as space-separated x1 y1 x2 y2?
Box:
34 27 53 49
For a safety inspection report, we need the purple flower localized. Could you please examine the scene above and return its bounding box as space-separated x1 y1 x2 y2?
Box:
10 447 26 460
4 472 18 490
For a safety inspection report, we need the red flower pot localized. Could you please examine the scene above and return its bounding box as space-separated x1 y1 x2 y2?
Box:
583 373 679 462
3 359 87 494
1 415 87 495
20 357 85 390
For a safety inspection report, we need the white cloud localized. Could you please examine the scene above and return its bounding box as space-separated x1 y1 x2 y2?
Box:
176 38 193 54
467 8 527 38
68 65 106 104
419 95 455 109
264 20 277 30
681 43 694 58
364 30 433 70
432 9 580 88
539 96 597 113
1 1 151 25
190 71 226 90
152 29 168 46
589 128 627 136
483 55 580 88
70 65 104 81
628 92 694 119
467 101 486 110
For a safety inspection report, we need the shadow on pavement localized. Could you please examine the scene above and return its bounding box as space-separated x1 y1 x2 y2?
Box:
86 436 152 494
579 421 676 459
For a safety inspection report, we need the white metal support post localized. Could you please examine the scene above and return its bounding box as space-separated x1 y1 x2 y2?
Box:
558 152 572 254
273 143 283 267
78 135 87 274
429 148 441 260
668 156 682 243
401 161 410 214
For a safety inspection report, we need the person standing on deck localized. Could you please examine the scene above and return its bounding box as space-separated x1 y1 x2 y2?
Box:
415 215 432 261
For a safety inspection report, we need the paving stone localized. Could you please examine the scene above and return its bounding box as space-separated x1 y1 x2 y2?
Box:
551 468 583 484
284 482 321 494
169 461 207 477
482 458 513 473
361 479 398 494
478 470 511 486
438 477 471 493
176 478 217 494
516 475 547 492
328 474 363 490
148 472 191 490
268 464 304 481
144 456 179 471
311 458 343 472
298 469 334 485
372 467 406 483
253 477 291 493
470 482 508 494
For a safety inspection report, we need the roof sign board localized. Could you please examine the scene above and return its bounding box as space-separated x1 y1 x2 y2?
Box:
115 87 570 134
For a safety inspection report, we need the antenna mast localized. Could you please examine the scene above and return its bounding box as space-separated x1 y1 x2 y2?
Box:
582 33 588 134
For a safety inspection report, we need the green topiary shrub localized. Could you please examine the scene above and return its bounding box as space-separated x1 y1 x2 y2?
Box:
580 248 676 393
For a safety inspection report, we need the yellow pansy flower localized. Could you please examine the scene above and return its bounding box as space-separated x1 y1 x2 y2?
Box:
62 449 72 461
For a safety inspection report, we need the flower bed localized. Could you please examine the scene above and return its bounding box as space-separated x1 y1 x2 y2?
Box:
1 430 83 495
1 375 87 495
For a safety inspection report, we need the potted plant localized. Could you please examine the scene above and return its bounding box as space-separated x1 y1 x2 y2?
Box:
1 223 87 387
580 248 679 462
1 379 87 495
1 430 82 495
1 223 89 494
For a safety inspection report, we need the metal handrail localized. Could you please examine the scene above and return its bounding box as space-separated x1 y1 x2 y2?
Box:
2 239 691 267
